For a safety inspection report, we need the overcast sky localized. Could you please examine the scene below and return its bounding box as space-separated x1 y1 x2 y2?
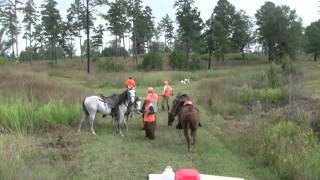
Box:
21 0 320 55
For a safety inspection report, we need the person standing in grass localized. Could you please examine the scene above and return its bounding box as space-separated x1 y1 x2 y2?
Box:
143 96 156 139
125 76 136 89
141 87 158 130
161 80 173 111
146 87 158 113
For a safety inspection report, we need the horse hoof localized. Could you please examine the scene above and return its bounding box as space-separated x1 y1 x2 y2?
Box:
92 131 96 136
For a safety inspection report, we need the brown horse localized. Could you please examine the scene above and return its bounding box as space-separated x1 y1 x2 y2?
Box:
168 93 200 153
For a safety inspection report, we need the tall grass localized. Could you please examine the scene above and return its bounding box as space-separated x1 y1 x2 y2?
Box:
0 96 81 133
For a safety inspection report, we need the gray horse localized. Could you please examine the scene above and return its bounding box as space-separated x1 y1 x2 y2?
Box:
78 89 136 136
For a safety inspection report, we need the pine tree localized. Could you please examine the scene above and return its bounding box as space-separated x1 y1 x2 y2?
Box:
41 0 62 64
174 0 203 68
22 0 37 63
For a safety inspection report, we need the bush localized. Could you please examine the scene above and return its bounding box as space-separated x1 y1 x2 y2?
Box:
239 84 254 105
0 56 8 65
169 49 186 70
97 58 124 72
189 53 203 70
141 51 162 71
256 88 288 105
265 62 283 88
0 98 81 132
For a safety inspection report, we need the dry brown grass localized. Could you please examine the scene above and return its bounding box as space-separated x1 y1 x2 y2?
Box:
0 63 91 104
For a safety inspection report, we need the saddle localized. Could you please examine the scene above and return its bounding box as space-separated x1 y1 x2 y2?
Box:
98 93 120 109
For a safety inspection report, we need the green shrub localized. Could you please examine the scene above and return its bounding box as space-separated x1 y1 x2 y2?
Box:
256 88 288 105
189 53 203 70
0 56 9 65
225 53 266 61
265 62 283 88
239 84 254 105
0 98 81 132
261 121 319 179
97 58 124 72
141 51 162 71
169 49 186 70
35 100 81 127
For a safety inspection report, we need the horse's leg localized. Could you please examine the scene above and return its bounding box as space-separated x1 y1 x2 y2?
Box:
118 107 125 137
89 113 96 135
125 115 129 132
184 128 190 152
78 114 87 133
191 129 197 153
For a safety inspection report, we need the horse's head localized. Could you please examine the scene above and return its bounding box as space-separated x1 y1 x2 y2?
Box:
168 112 175 126
167 93 189 126
134 96 142 111
127 89 136 104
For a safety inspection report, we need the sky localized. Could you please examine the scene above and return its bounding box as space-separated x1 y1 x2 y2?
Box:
17 0 320 55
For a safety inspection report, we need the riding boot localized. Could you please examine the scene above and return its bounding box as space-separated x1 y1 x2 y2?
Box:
199 122 202 127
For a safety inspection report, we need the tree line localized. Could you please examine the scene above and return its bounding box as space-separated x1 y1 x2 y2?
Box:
0 0 319 68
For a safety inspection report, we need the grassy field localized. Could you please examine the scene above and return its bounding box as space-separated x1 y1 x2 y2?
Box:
0 59 319 179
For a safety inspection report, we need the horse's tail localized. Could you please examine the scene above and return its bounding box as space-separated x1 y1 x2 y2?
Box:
82 98 89 116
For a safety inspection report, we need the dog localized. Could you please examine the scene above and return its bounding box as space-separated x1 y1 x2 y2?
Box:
180 78 190 84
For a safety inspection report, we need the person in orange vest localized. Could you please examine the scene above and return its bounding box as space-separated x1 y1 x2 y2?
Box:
161 80 173 111
141 87 158 130
143 96 156 139
125 76 136 89
146 87 158 112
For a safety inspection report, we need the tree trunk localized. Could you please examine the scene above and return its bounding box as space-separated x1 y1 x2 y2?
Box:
135 36 138 63
79 32 83 63
186 41 190 69
115 36 118 59
51 41 54 61
86 0 90 74
241 47 245 61
25 38 28 63
123 34 125 60
164 35 166 52
15 0 19 62
70 38 73 59
29 27 32 64
268 44 273 62
208 49 212 69
222 53 225 62
314 53 318 61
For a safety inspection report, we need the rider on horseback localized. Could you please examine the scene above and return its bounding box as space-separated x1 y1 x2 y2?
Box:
125 76 136 89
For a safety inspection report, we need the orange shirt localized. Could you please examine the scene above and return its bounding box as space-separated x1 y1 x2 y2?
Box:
146 92 158 112
163 85 173 97
125 79 136 89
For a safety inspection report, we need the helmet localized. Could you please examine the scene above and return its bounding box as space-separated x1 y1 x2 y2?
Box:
164 80 168 85
147 87 154 92
129 76 133 79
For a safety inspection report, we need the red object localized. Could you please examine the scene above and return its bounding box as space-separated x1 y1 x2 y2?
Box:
143 103 155 122
163 85 173 97
125 79 136 89
175 169 200 180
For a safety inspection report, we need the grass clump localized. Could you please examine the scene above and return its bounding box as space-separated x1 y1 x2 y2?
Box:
0 97 81 133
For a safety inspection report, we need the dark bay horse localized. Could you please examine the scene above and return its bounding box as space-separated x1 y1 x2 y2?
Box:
168 93 200 153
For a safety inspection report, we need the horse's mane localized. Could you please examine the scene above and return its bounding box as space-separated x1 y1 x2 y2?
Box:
117 90 129 105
